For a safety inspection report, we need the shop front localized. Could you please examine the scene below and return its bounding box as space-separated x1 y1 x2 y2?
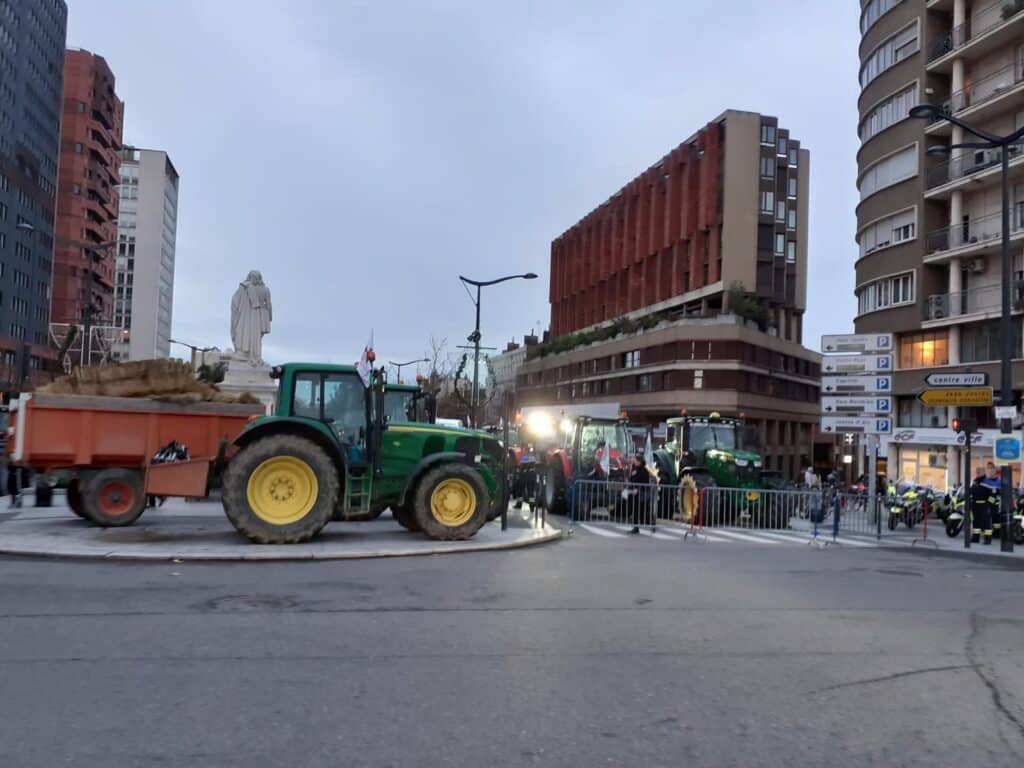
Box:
886 428 1022 489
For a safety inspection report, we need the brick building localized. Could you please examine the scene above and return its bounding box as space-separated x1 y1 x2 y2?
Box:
52 48 123 329
517 110 822 479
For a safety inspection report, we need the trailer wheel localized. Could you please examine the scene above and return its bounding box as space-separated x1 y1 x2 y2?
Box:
223 435 337 544
82 468 146 527
413 463 489 540
67 478 89 520
392 501 421 532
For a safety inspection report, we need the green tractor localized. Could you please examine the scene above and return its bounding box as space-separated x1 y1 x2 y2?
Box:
654 412 765 525
222 363 506 543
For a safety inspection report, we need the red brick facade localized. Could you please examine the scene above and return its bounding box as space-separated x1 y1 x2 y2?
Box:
550 121 724 336
52 49 123 325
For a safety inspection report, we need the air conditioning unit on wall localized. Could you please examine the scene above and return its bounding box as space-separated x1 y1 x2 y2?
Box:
928 294 949 320
967 257 986 273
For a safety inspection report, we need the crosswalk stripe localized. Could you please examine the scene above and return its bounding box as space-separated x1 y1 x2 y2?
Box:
705 528 782 544
610 525 678 541
745 530 815 544
577 522 627 539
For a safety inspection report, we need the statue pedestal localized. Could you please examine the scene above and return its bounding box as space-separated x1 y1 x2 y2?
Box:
218 352 278 414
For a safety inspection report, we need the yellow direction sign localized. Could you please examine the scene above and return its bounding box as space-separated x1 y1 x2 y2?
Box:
917 387 994 407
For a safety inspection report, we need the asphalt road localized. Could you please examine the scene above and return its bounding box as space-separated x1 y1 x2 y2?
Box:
0 526 1022 767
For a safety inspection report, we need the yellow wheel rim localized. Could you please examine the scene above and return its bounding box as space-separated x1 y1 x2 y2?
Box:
430 478 477 527
246 456 319 525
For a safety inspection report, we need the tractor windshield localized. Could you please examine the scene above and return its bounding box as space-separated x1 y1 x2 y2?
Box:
579 422 632 474
688 423 737 452
384 390 417 423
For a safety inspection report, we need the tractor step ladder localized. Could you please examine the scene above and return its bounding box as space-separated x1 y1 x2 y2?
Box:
344 468 374 515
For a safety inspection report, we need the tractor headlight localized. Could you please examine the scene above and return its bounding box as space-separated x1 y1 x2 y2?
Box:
753 460 762 468
734 458 749 467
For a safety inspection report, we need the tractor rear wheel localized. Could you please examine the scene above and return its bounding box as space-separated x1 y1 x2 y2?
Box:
222 435 337 544
67 478 89 520
81 468 147 527
544 464 568 516
413 463 489 540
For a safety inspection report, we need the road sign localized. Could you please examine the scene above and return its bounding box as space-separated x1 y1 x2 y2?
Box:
821 354 893 374
917 387 994 407
924 372 989 387
995 406 1018 420
993 435 1022 466
821 396 893 414
822 375 892 394
820 333 893 354
820 416 892 435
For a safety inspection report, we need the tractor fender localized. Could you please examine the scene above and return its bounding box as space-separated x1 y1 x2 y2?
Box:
398 452 474 507
548 449 572 482
232 418 348 477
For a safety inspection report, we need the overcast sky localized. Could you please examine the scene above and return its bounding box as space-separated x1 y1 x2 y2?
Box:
67 0 860 372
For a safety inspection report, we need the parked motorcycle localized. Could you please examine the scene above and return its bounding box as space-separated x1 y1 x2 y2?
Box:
887 481 928 531
937 484 966 538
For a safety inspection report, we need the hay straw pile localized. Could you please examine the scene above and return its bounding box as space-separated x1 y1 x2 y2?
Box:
37 359 261 405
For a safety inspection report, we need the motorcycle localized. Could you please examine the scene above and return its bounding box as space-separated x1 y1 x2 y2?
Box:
887 481 928 531
938 484 966 538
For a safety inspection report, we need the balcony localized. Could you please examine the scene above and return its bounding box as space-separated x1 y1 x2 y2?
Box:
923 281 1024 326
928 0 1024 67
924 207 1024 262
924 138 1024 192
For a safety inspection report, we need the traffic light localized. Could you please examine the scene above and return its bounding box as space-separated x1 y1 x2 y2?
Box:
952 416 978 434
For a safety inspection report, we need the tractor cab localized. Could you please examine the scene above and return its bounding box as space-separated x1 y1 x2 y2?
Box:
542 414 633 515
665 412 763 489
383 382 435 424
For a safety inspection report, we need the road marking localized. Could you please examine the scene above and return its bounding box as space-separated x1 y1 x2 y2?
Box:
746 530 814 544
706 529 782 545
611 525 678 541
577 523 627 539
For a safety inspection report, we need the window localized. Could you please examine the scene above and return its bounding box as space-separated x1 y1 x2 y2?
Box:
899 331 949 368
622 350 640 369
759 156 775 179
859 208 916 257
861 0 903 35
897 398 946 428
777 137 787 156
786 241 796 263
775 233 785 255
638 374 653 393
760 190 774 214
857 271 915 315
860 84 918 143
760 124 776 145
859 145 917 201
962 320 1023 363
0 202 6 220
860 22 919 87
776 201 786 222
788 177 798 198
789 148 798 166
787 208 797 230
73 142 82 154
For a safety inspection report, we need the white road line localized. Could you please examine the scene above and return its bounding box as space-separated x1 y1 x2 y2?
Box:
650 526 687 538
706 529 782 545
610 525 678 541
746 530 815 544
577 522 627 539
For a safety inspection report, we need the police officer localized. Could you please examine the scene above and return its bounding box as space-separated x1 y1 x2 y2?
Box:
969 464 999 545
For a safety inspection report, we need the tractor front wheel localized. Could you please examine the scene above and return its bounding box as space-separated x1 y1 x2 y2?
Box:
81 468 147 527
544 464 568 516
413 464 490 540
222 435 337 544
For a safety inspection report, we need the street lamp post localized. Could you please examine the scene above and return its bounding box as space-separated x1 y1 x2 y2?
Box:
389 358 428 384
458 272 538 428
910 104 1024 553
170 339 216 369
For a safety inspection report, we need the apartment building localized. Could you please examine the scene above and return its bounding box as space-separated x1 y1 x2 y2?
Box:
855 0 1024 487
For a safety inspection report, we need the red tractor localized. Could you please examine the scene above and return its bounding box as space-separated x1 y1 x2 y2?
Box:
540 415 633 516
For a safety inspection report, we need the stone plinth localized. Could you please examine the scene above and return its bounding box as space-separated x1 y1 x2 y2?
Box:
216 351 278 414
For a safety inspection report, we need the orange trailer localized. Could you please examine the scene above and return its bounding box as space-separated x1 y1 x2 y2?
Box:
9 393 264 525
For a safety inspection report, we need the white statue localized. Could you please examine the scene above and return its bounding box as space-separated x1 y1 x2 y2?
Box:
230 270 272 363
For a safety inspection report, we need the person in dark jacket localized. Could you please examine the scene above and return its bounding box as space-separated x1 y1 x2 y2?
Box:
969 465 999 545
627 452 651 534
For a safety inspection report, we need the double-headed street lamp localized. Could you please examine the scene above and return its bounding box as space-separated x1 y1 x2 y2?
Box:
458 272 538 428
389 357 428 384
909 104 1024 553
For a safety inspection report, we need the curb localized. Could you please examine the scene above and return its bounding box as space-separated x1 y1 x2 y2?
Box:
0 524 564 563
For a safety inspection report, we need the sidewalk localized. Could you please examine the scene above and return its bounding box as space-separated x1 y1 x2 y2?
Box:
0 495 561 562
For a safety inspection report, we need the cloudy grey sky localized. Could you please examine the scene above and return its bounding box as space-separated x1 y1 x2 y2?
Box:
67 0 860 371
